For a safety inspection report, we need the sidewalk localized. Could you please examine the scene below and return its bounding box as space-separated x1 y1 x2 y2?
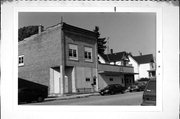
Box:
45 92 100 101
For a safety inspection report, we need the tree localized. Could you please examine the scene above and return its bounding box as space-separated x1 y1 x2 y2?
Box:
93 26 107 55
18 25 44 42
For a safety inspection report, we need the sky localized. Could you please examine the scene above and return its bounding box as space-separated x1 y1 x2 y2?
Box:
19 12 156 56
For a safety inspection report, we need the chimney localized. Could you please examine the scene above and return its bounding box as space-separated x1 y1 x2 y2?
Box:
110 49 113 54
38 25 42 34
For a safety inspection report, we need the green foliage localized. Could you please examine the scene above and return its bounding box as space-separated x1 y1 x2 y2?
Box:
18 25 44 42
94 26 107 55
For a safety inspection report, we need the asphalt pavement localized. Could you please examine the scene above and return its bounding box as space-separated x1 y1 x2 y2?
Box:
29 92 143 105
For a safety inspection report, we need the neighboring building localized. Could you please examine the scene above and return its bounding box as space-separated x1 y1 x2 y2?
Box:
18 22 135 96
128 54 156 81
99 50 131 66
98 50 136 87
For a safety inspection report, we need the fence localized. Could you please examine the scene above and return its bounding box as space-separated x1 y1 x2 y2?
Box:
76 88 93 94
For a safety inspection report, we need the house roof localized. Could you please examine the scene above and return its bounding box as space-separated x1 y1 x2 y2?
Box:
100 51 128 62
62 23 97 38
133 54 154 64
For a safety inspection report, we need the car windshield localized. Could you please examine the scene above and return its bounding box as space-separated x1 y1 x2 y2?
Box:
105 85 114 89
115 85 122 88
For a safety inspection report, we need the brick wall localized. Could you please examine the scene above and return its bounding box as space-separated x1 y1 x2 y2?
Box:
18 25 62 87
64 31 97 68
75 66 97 91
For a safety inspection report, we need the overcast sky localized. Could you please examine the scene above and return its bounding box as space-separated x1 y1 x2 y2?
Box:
19 12 156 56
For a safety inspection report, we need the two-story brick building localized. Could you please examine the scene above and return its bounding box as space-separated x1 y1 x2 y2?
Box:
18 22 135 96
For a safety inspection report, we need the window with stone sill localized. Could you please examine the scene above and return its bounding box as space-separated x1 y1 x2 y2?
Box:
84 47 93 62
69 44 78 60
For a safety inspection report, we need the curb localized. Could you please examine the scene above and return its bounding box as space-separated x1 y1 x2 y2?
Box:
45 93 99 102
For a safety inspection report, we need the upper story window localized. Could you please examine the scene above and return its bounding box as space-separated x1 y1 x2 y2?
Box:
84 47 93 62
18 55 24 66
85 78 91 82
69 44 78 60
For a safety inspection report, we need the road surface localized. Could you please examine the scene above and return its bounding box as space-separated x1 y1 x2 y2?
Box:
30 92 143 105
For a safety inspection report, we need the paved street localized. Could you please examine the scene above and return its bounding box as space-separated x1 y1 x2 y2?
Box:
30 92 143 105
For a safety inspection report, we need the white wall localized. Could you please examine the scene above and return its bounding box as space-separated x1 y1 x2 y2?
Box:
139 63 151 78
128 56 139 80
115 61 122 65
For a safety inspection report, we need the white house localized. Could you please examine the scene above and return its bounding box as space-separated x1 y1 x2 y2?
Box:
128 54 156 81
98 50 131 67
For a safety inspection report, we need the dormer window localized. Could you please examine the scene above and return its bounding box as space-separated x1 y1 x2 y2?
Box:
18 55 24 66
69 44 78 60
84 47 93 62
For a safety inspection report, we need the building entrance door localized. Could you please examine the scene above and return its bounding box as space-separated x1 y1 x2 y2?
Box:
53 68 60 94
50 67 61 95
92 76 97 92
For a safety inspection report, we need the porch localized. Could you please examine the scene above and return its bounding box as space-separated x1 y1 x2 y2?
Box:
98 64 137 88
98 63 135 74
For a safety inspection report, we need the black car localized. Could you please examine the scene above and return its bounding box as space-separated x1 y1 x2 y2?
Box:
138 83 147 91
127 85 140 92
141 79 156 106
99 84 126 95
18 87 48 104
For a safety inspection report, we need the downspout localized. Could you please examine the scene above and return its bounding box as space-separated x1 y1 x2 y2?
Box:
95 35 99 92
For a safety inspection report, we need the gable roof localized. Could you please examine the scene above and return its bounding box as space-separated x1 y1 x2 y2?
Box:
100 51 129 62
133 54 154 64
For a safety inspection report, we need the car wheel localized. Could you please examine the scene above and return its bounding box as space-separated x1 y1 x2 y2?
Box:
37 96 44 102
100 92 104 96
